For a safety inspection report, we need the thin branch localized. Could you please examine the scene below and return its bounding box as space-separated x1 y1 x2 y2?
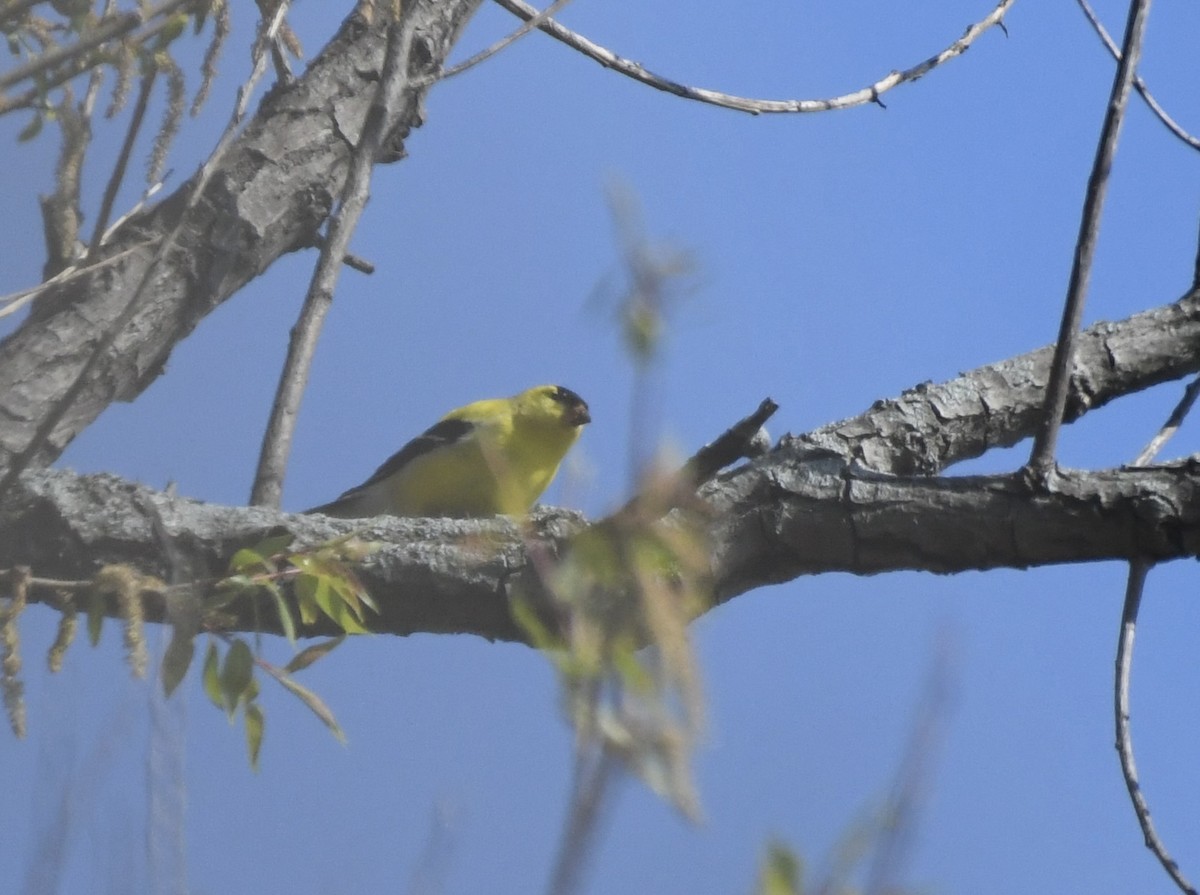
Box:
0 237 156 319
1028 0 1153 472
1193 214 1200 292
1113 561 1197 895
249 16 416 508
1074 0 1200 151
615 397 777 522
341 251 375 275
428 0 574 85
38 85 88 277
1132 375 1200 465
491 0 1015 115
0 9 144 94
89 69 156 256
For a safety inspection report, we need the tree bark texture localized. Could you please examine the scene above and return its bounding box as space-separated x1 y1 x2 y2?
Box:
0 1 484 473
5 288 1200 643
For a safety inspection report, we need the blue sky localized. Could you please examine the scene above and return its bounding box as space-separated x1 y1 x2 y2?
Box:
4 1 1200 893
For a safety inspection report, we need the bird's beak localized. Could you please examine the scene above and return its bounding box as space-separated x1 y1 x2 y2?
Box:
572 405 591 426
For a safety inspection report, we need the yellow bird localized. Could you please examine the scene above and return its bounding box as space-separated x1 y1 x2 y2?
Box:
306 385 590 518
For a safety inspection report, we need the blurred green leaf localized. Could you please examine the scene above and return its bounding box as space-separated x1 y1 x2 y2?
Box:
277 674 346 744
284 636 346 674
757 841 802 895
202 640 222 709
244 702 264 771
510 596 560 653
267 583 296 644
228 548 269 576
160 630 194 697
326 568 366 621
294 571 319 626
297 572 367 634
219 638 254 715
611 639 653 693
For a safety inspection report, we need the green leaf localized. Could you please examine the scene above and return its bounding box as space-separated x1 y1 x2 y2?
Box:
219 638 254 715
202 640 222 709
228 548 269 576
510 596 561 653
160 630 194 697
300 570 331 621
294 572 319 626
611 640 654 693
326 568 365 621
284 636 346 674
267 583 296 643
757 841 802 895
244 702 264 771
277 674 346 744
298 572 367 634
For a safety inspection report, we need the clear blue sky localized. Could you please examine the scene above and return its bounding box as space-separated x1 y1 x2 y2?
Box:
4 2 1200 893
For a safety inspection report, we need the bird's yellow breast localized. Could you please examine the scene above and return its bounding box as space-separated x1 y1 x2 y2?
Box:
386 413 581 516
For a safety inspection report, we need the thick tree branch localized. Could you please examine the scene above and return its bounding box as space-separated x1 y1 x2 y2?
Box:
793 287 1200 475
6 285 1200 642
6 450 1200 644
0 0 485 477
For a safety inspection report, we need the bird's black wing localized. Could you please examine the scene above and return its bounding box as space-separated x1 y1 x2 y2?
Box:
304 417 476 513
350 417 476 494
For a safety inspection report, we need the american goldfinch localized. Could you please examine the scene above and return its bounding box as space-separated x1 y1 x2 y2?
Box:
306 385 590 518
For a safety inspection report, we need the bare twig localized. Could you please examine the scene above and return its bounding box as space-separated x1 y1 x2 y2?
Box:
341 252 375 275
1028 0 1153 472
89 70 156 256
491 0 1014 115
1132 376 1200 465
1074 0 1200 151
0 237 157 320
1193 216 1200 292
38 86 88 277
428 0 574 85
615 397 777 522
1113 561 1197 895
249 16 416 508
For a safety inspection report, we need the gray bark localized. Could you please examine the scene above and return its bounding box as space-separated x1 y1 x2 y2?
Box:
5 288 1200 643
0 1 484 473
